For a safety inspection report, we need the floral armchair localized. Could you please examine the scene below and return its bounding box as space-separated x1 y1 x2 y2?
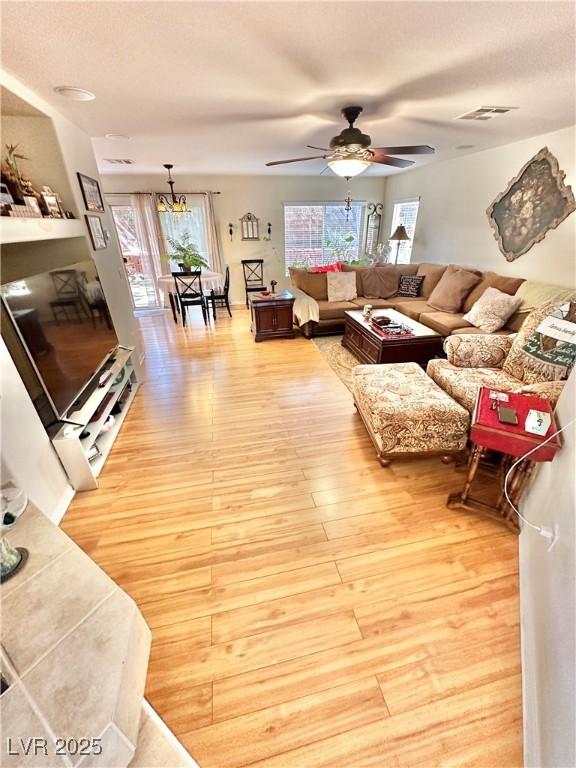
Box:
427 306 567 413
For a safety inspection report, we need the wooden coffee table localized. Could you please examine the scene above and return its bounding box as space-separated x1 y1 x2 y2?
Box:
342 309 444 366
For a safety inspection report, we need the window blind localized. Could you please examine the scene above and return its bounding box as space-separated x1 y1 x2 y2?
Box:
390 199 420 263
284 202 366 270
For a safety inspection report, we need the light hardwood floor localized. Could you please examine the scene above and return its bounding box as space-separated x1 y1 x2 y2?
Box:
62 308 523 767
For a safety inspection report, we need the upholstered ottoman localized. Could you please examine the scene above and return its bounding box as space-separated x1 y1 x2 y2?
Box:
352 362 470 466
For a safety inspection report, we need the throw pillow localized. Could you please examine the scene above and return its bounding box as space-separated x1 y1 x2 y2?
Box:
503 301 576 383
327 271 357 302
310 263 343 273
416 263 447 297
462 287 522 333
427 269 482 312
398 275 424 298
462 272 525 313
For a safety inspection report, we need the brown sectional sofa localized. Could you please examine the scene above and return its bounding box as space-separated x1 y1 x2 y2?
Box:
290 262 529 338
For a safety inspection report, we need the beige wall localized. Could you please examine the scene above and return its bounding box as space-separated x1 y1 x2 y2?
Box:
102 174 387 305
383 125 576 286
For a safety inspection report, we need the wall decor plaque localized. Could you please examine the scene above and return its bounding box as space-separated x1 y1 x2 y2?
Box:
487 147 575 262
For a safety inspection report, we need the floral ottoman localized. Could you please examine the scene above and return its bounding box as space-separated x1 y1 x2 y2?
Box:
352 362 470 466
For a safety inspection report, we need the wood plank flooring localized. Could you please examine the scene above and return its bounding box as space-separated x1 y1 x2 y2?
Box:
61 309 522 767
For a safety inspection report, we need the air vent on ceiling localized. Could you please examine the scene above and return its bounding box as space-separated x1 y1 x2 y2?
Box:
455 106 518 121
104 158 134 165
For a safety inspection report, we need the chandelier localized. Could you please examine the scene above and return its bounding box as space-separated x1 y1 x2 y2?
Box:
157 164 189 214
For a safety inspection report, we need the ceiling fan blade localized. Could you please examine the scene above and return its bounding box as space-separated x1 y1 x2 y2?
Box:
266 155 326 166
369 155 415 168
372 145 435 157
307 144 330 151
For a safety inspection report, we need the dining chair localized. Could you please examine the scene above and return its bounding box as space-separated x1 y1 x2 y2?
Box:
49 270 88 324
241 259 266 308
171 271 208 326
207 266 232 320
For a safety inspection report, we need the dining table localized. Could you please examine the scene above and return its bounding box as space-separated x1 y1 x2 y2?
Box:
156 271 224 308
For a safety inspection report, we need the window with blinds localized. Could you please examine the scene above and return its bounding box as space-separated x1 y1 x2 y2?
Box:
389 199 420 263
284 202 366 271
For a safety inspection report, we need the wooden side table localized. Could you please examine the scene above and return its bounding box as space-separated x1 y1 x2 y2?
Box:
447 387 561 531
250 290 295 342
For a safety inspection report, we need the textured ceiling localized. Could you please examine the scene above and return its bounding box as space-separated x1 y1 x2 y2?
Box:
1 1 574 176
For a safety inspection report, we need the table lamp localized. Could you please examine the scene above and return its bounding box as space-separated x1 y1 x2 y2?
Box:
390 224 410 264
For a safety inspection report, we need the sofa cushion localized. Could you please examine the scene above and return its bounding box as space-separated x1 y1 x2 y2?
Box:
289 269 328 301
416 263 447 298
419 311 472 336
390 298 433 320
341 264 367 294
327 271 357 302
462 271 525 313
503 301 576 384
426 359 523 413
352 297 396 309
309 263 343 273
317 300 358 321
428 268 482 312
359 265 402 298
462 286 522 333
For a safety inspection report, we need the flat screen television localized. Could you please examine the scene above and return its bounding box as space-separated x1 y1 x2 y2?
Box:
2 259 119 417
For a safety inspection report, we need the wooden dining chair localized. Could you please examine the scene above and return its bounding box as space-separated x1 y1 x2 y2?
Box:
171 271 208 326
241 259 266 308
206 265 232 320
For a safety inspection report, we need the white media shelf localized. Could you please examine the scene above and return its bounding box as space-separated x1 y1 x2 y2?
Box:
52 347 139 491
0 217 86 245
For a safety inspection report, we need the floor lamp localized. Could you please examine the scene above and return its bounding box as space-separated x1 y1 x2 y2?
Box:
390 224 410 264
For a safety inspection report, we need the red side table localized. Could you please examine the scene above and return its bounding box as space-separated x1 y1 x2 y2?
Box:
447 387 561 531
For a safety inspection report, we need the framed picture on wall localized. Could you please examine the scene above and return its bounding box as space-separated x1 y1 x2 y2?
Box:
85 214 107 250
77 172 105 212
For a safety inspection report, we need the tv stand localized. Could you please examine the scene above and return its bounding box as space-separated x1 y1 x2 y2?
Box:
52 347 139 491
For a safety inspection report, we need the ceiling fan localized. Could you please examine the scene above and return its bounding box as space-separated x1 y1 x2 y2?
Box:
266 106 434 178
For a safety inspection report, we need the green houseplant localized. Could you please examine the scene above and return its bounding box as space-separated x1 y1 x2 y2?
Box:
164 232 209 270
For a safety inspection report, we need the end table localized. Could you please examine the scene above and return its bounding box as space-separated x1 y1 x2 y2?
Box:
250 290 295 342
447 387 561 531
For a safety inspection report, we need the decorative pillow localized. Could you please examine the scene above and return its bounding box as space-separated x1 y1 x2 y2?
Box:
398 275 424 298
462 272 525 313
416 263 447 298
427 268 482 312
462 287 522 333
310 263 343 273
327 271 357 302
503 301 576 383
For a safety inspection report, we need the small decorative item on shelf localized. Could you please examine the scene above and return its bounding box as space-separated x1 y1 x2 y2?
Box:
362 304 373 321
77 172 105 212
270 279 277 295
0 479 28 584
23 195 43 218
240 212 260 240
41 187 63 218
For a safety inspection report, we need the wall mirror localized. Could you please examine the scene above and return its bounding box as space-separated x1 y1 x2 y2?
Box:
364 203 383 256
240 212 260 241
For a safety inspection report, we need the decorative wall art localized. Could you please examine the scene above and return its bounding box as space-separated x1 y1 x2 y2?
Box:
487 147 576 262
364 202 383 256
77 172 105 212
85 214 107 250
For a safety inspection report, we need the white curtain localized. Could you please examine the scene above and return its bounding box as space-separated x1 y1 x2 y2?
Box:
132 193 164 280
155 192 224 273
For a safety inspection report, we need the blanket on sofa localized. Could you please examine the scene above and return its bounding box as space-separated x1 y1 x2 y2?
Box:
292 287 319 325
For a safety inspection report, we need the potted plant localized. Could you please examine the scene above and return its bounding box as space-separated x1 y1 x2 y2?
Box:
164 232 209 271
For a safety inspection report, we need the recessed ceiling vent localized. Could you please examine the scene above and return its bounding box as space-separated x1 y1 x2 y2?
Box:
104 158 134 165
455 106 518 121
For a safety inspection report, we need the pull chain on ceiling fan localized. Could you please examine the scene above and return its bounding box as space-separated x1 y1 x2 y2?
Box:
266 106 435 178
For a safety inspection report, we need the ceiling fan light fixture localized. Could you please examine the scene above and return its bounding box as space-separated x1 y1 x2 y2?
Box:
327 158 370 178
